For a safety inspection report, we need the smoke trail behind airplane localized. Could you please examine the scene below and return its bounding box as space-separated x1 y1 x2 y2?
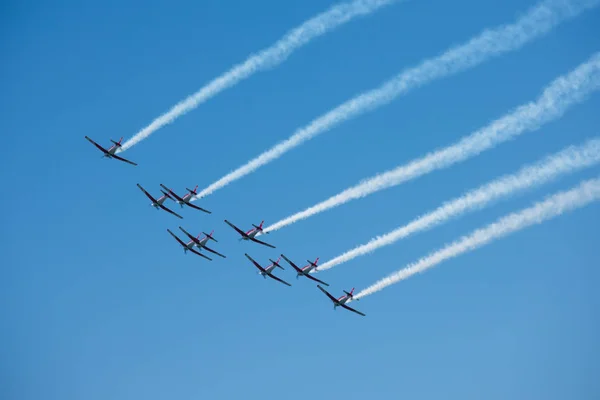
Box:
317 138 600 271
355 176 600 299
195 0 600 199
264 51 600 233
119 0 400 152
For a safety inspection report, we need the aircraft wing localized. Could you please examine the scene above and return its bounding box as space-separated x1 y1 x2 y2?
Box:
317 284 339 304
137 184 158 203
189 247 212 261
225 220 249 238
167 229 189 248
158 204 183 219
202 245 226 258
244 253 266 273
250 236 276 249
281 254 302 273
340 303 366 317
183 201 211 214
85 136 109 154
160 184 185 203
266 273 292 287
111 153 138 166
178 226 200 244
303 273 330 286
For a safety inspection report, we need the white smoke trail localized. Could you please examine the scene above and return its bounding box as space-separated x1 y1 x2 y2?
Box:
118 0 400 152
317 138 600 271
264 51 600 233
354 176 600 299
195 0 599 198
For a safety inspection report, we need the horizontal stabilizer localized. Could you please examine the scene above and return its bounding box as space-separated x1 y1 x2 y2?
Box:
203 232 217 242
252 224 267 233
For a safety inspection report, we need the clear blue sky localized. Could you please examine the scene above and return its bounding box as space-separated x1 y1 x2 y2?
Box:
2 1 599 399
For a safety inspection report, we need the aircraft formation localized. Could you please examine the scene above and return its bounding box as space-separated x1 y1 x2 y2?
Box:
85 136 367 317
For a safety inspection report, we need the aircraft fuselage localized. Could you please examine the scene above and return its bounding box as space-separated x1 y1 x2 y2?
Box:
259 264 277 277
176 192 195 206
303 265 316 273
182 240 195 251
151 195 168 208
194 237 209 249
334 295 351 307
105 144 118 156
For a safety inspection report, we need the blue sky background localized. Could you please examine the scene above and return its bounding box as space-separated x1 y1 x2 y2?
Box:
1 0 599 399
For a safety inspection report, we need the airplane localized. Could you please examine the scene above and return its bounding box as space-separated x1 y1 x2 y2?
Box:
159 184 211 214
166 229 212 261
178 226 226 258
136 184 183 219
316 285 365 317
224 220 275 249
244 253 291 287
280 254 329 286
84 136 137 166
